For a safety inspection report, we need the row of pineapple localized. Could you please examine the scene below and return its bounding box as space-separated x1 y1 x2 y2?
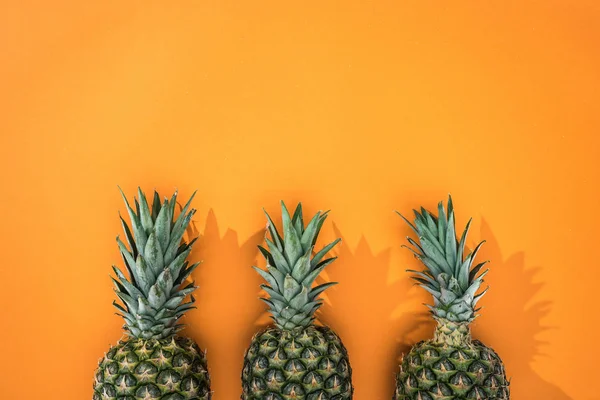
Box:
93 188 510 400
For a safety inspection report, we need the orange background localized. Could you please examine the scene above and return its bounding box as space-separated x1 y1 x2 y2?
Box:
1 1 598 399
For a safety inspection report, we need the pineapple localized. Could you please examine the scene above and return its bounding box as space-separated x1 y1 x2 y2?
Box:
93 188 211 400
395 197 509 399
242 202 353 400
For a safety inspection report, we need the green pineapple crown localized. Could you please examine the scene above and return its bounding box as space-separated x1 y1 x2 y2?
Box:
254 201 341 331
112 187 200 340
398 196 489 324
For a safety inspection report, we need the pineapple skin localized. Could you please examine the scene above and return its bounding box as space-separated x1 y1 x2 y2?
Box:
394 321 509 400
94 336 211 400
241 325 353 400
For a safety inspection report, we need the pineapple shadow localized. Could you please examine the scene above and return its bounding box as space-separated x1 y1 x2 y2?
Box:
185 210 265 400
471 219 572 400
318 224 425 400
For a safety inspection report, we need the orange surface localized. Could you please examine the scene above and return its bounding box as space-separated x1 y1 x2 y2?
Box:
1 1 599 399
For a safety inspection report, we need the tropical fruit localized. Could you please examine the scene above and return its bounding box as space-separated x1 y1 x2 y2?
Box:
241 202 353 400
93 188 211 400
395 197 509 399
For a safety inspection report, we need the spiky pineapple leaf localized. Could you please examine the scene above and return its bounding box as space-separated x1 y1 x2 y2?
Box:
400 196 490 324
151 191 162 221
300 212 321 250
291 203 304 235
255 201 340 330
311 238 341 268
258 245 275 267
137 188 154 234
281 202 303 266
264 210 284 252
265 238 290 274
113 188 201 340
118 187 148 252
153 200 171 251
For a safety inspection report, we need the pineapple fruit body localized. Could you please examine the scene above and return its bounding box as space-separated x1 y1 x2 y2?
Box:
95 189 211 399
396 198 510 399
94 337 210 400
242 326 352 400
395 320 509 400
243 202 353 399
